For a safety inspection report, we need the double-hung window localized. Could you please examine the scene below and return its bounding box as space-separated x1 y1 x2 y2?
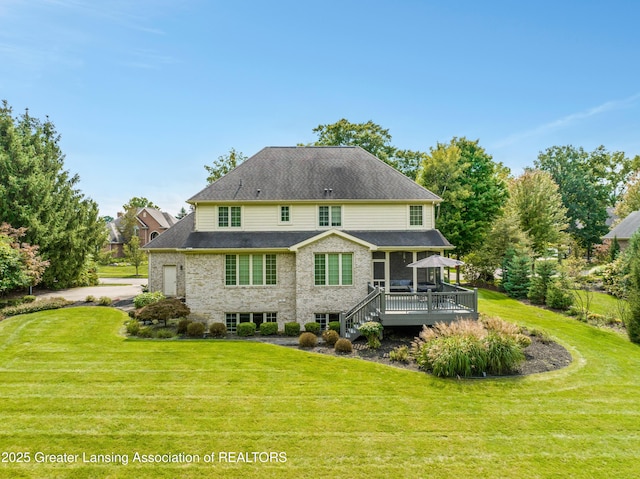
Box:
318 206 341 227
280 205 290 223
226 254 277 286
409 205 423 226
314 253 353 286
219 206 241 227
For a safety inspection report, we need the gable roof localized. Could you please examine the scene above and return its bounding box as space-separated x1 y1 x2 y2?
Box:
143 212 195 249
603 210 640 240
188 146 441 203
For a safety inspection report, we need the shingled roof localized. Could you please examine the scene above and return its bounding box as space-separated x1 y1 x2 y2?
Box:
188 146 441 203
603 210 640 240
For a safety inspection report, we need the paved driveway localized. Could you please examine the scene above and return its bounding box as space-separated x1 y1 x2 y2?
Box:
36 278 146 302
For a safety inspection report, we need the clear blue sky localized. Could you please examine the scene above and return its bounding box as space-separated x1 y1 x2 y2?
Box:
2 0 639 217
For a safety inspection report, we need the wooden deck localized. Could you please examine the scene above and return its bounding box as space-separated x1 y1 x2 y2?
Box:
340 283 478 339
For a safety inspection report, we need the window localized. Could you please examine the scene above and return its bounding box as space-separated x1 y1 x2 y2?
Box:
226 312 277 333
150 231 159 240
219 206 241 227
314 253 353 286
225 254 277 286
314 313 340 331
410 205 423 226
280 205 290 223
319 206 341 227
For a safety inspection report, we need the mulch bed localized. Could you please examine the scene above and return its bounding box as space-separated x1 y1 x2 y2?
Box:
293 326 573 377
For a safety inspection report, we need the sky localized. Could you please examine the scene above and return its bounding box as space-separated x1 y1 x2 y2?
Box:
2 0 640 218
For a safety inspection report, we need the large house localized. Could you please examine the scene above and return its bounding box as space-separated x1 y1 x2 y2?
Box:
106 207 178 257
144 146 477 338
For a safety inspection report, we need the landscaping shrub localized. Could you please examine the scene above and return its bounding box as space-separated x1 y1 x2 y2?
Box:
298 332 318 348
136 298 190 326
0 297 72 317
546 280 574 310
304 322 321 334
484 333 525 375
177 318 193 335
389 345 410 363
186 321 205 338
358 321 383 349
334 338 353 354
85 295 97 303
125 319 140 336
322 329 340 346
526 327 552 344
155 328 175 339
502 253 531 299
22 295 36 303
137 326 153 338
328 321 341 332
133 291 165 309
259 321 278 336
527 260 556 305
98 296 112 306
237 322 257 337
209 322 227 338
284 322 300 337
412 318 528 378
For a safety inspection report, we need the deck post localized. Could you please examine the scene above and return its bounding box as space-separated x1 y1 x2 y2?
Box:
427 289 432 313
379 288 386 314
339 311 346 337
474 288 478 314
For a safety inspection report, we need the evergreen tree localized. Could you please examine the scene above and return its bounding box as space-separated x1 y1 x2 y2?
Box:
0 101 106 288
528 260 556 304
610 236 621 262
624 231 640 343
502 254 531 299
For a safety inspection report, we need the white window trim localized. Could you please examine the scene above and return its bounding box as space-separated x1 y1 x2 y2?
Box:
218 205 242 229
408 204 424 228
279 205 291 224
318 205 342 228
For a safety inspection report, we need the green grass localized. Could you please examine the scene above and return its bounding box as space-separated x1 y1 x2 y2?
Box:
573 289 627 318
97 263 148 278
1 295 640 478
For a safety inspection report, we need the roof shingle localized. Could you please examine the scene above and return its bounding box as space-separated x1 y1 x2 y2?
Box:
188 146 440 202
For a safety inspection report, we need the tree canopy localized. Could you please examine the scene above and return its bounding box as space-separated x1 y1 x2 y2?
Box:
0 101 106 288
309 119 424 179
204 148 247 184
416 137 509 256
123 197 160 210
534 145 621 258
614 171 640 220
507 169 569 257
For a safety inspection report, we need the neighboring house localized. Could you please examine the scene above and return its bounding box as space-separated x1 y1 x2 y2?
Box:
106 207 178 257
603 210 640 251
144 146 477 338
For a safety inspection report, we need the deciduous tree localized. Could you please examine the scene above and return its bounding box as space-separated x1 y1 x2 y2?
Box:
0 223 49 294
508 169 569 257
204 148 247 184
416 137 509 256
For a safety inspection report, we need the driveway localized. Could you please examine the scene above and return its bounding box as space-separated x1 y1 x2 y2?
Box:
36 278 146 302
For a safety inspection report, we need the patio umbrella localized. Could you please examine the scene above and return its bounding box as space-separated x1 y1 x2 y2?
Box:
406 255 464 268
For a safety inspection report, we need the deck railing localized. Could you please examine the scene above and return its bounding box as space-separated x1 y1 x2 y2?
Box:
384 284 477 314
340 286 382 338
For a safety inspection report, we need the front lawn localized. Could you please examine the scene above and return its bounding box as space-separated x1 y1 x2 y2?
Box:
0 296 639 478
97 263 148 278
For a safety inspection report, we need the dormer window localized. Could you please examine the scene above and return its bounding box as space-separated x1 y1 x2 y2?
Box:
319 206 341 227
219 206 241 227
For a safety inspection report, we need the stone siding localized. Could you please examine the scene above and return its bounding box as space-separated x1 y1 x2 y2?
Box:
184 252 297 328
295 235 371 324
148 252 186 297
